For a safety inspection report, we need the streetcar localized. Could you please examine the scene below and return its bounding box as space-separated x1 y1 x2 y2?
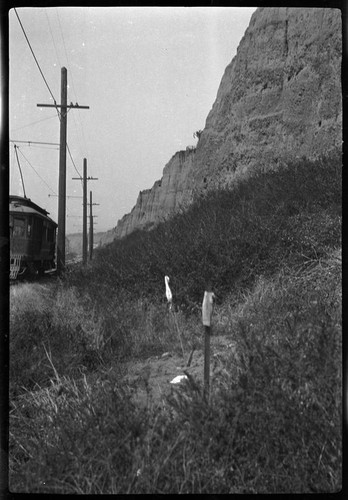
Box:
10 195 57 279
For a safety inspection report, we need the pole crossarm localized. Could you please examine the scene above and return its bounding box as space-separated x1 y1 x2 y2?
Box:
67 215 98 218
48 194 82 198
37 103 90 109
72 177 98 180
10 139 60 146
71 213 99 219
70 215 98 217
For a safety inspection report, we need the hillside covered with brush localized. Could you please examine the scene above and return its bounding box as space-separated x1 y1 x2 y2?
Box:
77 151 341 310
10 149 342 493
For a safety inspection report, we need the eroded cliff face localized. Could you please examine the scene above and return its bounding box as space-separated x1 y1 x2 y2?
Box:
101 149 195 242
114 149 195 239
187 7 342 195
102 7 342 245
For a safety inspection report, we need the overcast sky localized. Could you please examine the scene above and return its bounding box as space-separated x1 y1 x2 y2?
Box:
9 6 256 234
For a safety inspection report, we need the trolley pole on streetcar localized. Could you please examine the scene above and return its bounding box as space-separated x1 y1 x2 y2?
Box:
37 67 89 276
73 159 97 266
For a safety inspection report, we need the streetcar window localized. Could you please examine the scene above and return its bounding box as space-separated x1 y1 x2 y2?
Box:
33 218 43 238
13 217 25 237
27 217 32 237
47 226 54 242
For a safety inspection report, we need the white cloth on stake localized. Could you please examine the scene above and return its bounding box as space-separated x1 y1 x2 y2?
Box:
165 275 173 304
202 291 215 326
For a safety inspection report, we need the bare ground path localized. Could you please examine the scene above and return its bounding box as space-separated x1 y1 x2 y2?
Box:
123 335 236 406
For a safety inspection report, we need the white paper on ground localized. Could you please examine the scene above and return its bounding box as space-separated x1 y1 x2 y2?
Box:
170 375 188 384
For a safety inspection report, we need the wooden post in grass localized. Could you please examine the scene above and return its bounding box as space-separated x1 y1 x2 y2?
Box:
202 285 215 401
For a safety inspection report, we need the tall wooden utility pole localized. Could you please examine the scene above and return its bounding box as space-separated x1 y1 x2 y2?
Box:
37 67 89 275
73 158 97 265
83 159 87 265
57 67 67 274
88 191 99 261
89 191 93 261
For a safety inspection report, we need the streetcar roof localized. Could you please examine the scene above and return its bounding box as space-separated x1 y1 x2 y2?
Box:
10 196 57 227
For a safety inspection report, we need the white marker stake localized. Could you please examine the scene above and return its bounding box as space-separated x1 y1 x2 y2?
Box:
202 290 215 401
165 275 172 308
165 275 185 357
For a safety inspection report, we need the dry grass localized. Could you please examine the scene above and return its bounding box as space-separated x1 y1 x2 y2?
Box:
9 248 341 493
9 151 342 493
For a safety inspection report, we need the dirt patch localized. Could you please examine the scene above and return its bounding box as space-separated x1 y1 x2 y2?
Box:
124 335 236 406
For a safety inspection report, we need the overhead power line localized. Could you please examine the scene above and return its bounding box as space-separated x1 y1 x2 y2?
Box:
45 10 62 68
16 146 57 195
14 145 73 218
10 114 58 132
14 8 58 107
55 8 89 161
67 144 82 179
15 9 84 182
10 139 59 147
56 9 79 104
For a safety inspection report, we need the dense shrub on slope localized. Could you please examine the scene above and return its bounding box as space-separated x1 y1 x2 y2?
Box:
69 150 341 307
10 249 341 493
9 150 341 493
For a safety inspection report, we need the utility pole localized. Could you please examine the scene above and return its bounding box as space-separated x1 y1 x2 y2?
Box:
88 191 100 261
73 158 97 265
57 67 67 275
89 191 93 260
83 159 87 265
37 67 89 275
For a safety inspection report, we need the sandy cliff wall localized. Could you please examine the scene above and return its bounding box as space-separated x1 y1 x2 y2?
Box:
101 149 195 243
101 7 342 245
187 7 342 195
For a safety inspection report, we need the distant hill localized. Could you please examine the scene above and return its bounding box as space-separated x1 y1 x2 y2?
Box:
66 232 106 258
